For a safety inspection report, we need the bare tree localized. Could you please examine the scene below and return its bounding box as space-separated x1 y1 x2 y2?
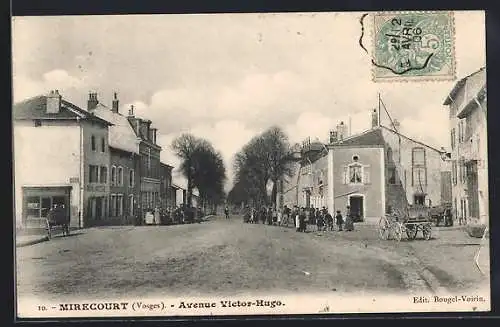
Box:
230 126 293 207
172 134 226 210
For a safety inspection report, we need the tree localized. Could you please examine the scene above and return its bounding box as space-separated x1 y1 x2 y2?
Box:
229 126 293 207
172 134 226 211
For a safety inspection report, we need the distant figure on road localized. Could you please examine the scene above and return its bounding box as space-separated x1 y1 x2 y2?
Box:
277 208 282 226
298 208 307 232
224 206 230 219
344 206 354 231
335 210 344 231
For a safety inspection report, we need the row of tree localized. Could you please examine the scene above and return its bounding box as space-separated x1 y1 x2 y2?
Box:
171 134 226 213
228 126 295 208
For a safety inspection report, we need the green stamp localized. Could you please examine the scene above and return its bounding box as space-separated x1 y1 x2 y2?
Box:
372 11 455 82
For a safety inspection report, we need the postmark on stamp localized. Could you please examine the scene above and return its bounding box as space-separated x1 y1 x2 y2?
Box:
372 11 455 82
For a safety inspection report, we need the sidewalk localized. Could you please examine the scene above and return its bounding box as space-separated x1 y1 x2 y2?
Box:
16 234 49 247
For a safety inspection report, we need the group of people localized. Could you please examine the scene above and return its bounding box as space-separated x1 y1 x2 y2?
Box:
242 204 355 232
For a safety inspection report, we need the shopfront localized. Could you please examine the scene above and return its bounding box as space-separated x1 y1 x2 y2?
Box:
22 186 72 225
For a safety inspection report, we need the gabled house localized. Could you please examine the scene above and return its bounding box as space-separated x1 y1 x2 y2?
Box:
280 108 450 224
443 67 488 225
13 90 113 228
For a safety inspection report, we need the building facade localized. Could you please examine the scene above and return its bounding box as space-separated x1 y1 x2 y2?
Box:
444 67 488 225
89 93 141 225
127 107 162 217
280 110 450 224
14 90 112 228
160 162 174 208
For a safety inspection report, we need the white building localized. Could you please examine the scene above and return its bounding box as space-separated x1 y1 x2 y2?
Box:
13 90 112 228
443 67 488 225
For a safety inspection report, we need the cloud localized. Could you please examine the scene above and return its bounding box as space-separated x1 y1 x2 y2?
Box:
157 120 257 191
13 69 84 103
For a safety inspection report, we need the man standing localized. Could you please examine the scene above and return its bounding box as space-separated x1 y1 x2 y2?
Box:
224 206 230 219
345 205 354 231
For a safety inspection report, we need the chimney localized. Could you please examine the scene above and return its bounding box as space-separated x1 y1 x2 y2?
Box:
371 108 379 128
87 92 98 111
111 92 119 113
336 121 347 141
151 128 157 144
46 90 62 114
329 130 338 144
128 104 135 118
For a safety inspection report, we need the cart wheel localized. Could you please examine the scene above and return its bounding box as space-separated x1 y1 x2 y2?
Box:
393 222 403 242
406 225 417 240
423 224 432 240
378 217 389 240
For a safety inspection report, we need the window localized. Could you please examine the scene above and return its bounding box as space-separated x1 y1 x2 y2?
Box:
452 160 457 185
89 165 99 183
387 147 393 161
129 169 135 187
349 164 362 183
117 167 123 186
451 128 456 150
111 166 116 186
91 135 96 151
129 195 134 216
411 147 427 186
110 195 116 217
101 138 106 152
412 167 427 186
388 167 397 184
458 120 466 143
117 195 123 216
100 166 108 184
34 119 42 127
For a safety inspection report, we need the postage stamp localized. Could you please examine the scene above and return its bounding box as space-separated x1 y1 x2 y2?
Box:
372 11 456 82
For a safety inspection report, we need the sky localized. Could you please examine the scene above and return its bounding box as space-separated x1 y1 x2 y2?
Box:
11 11 486 190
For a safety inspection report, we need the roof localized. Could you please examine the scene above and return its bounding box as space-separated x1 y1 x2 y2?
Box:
328 126 445 154
160 162 174 169
332 128 385 147
13 95 113 126
91 103 139 154
443 67 486 105
457 85 487 119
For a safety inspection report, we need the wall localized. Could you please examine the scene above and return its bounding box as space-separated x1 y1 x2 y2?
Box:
81 120 111 227
381 128 444 209
13 120 81 227
104 148 137 225
332 145 383 219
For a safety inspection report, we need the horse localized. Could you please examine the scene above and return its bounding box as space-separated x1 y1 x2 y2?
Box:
46 205 70 238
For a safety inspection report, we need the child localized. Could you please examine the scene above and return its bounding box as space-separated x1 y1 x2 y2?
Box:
335 210 344 231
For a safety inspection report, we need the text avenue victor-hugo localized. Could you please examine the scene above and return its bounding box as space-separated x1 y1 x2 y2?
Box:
55 299 285 311
413 295 486 304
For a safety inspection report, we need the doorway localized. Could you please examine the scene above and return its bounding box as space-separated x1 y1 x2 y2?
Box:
349 195 364 222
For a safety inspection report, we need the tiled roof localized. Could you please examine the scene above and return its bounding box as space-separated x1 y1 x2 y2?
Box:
333 128 385 147
13 95 112 126
443 67 486 105
91 103 139 154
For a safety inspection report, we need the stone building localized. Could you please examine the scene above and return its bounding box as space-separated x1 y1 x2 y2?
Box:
280 109 450 224
90 92 141 225
13 90 112 228
443 67 487 225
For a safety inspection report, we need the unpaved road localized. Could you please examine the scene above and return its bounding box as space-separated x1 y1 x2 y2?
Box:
16 216 488 302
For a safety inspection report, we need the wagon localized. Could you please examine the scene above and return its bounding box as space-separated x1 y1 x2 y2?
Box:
378 205 432 241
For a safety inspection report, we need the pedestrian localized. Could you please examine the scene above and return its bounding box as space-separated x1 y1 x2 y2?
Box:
335 210 344 231
299 208 307 232
345 205 354 231
261 207 267 224
224 205 230 219
277 208 282 226
249 207 255 224
295 207 300 231
272 207 278 225
316 210 325 232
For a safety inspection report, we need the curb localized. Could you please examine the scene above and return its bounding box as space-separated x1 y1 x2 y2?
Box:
16 236 49 248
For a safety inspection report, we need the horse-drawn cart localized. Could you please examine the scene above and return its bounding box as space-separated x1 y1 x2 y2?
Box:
378 205 432 241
